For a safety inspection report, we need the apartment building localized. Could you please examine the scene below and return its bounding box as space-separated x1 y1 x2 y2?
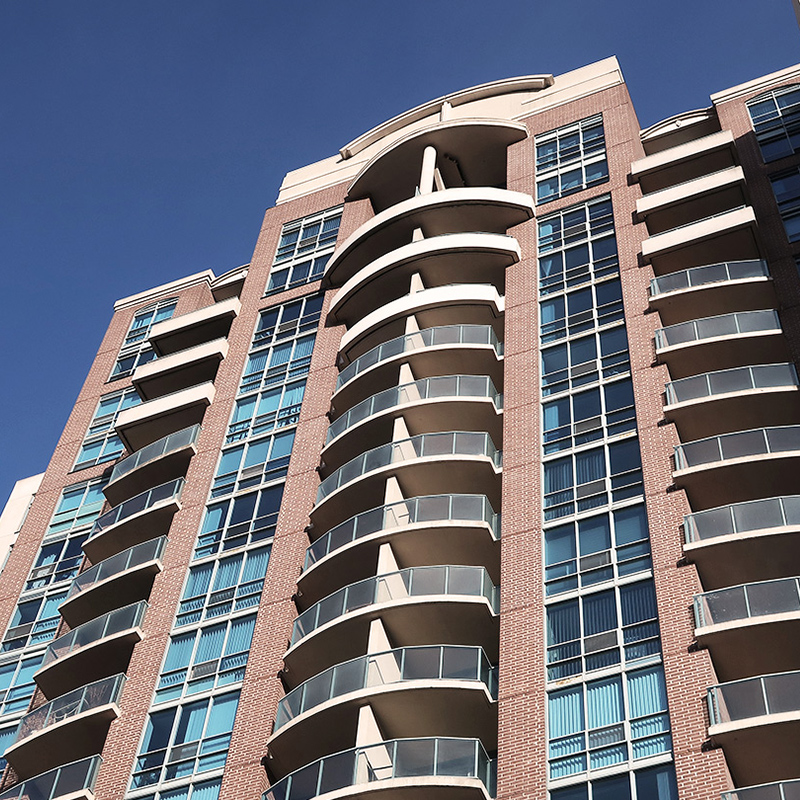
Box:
1 54 799 800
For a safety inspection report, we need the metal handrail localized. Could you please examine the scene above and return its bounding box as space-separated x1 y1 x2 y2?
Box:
109 425 200 483
665 364 797 405
655 309 780 350
684 496 800 543
694 577 800 629
649 259 768 298
675 426 800 471
0 757 102 800
708 670 800 726
90 478 184 536
721 779 800 800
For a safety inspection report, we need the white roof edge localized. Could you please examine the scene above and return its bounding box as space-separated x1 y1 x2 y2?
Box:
640 107 715 140
711 62 800 105
114 270 217 311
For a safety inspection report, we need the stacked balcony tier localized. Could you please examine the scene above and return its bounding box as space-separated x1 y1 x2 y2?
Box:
0 757 102 800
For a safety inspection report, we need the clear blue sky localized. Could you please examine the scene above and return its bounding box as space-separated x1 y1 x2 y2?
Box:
0 0 798 507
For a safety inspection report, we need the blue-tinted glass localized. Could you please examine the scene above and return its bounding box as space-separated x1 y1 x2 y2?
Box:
614 506 648 545
593 773 631 800
578 515 610 555
545 525 576 566
635 764 678 800
583 591 617 635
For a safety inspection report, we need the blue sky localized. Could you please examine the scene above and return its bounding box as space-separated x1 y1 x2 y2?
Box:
0 0 798 506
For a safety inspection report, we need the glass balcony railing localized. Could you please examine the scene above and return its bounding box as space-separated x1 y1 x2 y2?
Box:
13 674 125 744
337 325 503 389
654 309 781 350
66 537 167 601
708 670 800 726
0 756 102 800
90 479 184 537
275 645 496 730
665 364 797 405
674 426 800 471
291 565 498 646
694 577 800 629
327 376 502 443
42 601 147 668
317 432 501 502
263 737 496 800
649 259 769 298
722 779 800 800
109 425 200 484
305 494 499 570
684 496 800 544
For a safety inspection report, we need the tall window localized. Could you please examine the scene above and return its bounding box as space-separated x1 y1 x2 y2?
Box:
111 298 177 380
47 479 107 535
1 589 68 652
24 529 88 591
0 653 44 718
266 206 343 294
536 115 608 204
747 84 800 163
549 763 678 800
75 388 140 469
770 168 800 242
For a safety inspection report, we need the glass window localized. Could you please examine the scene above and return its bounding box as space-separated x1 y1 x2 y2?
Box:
75 388 140 469
111 298 177 380
747 84 800 162
134 778 222 800
227 382 306 442
251 295 324 351
770 168 800 242
1 589 68 652
550 764 678 800
25 530 88 591
211 434 294 499
0 653 44 718
47 479 107 535
0 724 17 772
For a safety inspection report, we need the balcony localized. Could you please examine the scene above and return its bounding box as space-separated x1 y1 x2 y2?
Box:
132 338 228 400
654 310 786 380
708 670 800 786
264 737 494 800
268 646 497 777
641 206 760 275
60 537 166 628
695 578 800 681
115 381 215 452
35 602 146 698
323 376 503 468
300 494 500 603
648 260 774 326
673 427 800 511
147 296 240 356
82 479 182 564
334 325 503 411
636 166 747 235
284 565 498 685
339 284 504 364
327 233 518 325
663 364 800 440
0 757 102 800
346 116 527 212
312 431 502 533
4 675 124 780
322 187 535 288
631 129 737 194
685 497 800 590
722 780 800 800
104 425 199 507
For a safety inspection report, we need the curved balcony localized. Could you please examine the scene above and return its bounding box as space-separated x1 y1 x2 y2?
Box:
685 497 800 589
285 565 499 685
339 284 504 364
695 578 800 681
0 756 102 800
673 427 800 511
327 233 518 325
334 325 503 411
269 646 496 777
323 376 503 468
648 260 774 326
664 364 800 440
346 115 528 211
60 537 166 628
82 478 182 564
722 779 800 800
312 431 501 533
322 187 534 289
300 494 500 602
104 424 199 507
654 309 786 380
264 737 494 800
35 602 146 698
4 675 124 780
708 670 800 786
148 296 240 357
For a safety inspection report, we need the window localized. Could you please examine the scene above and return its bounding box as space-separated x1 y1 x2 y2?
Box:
544 505 652 596
0 653 44 718
548 666 671 779
177 546 271 625
251 295 324 351
227 380 306 443
131 691 240 788
75 388 140 469
211 435 294 499
770 168 800 242
111 298 177 380
134 778 222 800
0 724 16 772
25 530 88 591
536 115 609 203
239 334 316 396
747 84 800 162
550 763 678 800
266 207 342 294
1 589 68 652
540 279 624 344
546 580 660 680
47 479 107 535
155 615 256 703
538 197 618 295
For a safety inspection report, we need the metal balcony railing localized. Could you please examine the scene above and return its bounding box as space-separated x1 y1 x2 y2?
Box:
291 565 498 646
708 670 800 726
109 425 200 484
305 494 499 570
684 496 800 544
0 756 102 800
90 479 184 537
674 426 800 471
665 364 797 405
694 577 800 629
655 310 781 350
649 259 769 298
722 779 800 800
